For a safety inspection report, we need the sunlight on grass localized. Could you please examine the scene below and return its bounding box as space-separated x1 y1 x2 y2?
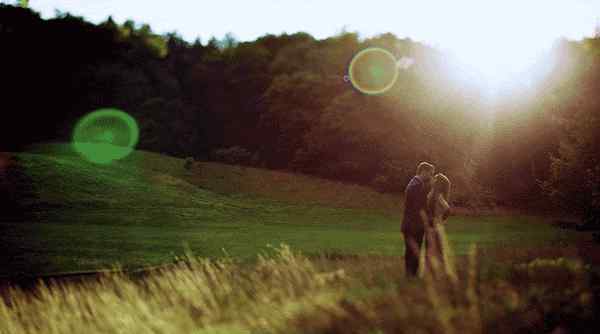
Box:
1 242 598 333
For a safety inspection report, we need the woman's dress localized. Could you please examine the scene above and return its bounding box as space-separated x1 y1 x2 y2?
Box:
423 194 450 275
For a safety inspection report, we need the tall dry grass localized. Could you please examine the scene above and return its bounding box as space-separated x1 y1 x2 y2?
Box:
1 237 599 334
288 229 599 334
0 245 346 334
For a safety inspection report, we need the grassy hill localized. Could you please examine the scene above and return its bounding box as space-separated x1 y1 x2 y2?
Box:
20 143 404 211
0 143 577 277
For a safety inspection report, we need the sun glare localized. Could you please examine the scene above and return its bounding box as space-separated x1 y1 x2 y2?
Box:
421 0 581 95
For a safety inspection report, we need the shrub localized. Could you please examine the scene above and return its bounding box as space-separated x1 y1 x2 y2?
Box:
371 174 406 193
212 146 253 165
371 161 411 193
452 184 496 210
184 157 195 170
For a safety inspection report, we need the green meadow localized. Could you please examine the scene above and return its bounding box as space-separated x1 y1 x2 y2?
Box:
0 143 581 277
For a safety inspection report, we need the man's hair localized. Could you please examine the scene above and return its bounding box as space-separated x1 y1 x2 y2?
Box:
416 161 435 175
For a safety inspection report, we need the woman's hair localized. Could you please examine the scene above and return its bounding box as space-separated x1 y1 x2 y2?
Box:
427 173 451 217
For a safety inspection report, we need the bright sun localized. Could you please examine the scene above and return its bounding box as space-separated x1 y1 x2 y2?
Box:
444 32 556 95
422 0 573 94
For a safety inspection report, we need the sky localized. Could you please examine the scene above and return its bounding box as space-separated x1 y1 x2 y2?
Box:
21 0 600 46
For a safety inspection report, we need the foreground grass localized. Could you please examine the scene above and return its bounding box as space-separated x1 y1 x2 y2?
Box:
1 243 599 334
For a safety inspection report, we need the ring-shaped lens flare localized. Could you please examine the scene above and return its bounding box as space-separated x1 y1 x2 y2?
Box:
348 47 399 95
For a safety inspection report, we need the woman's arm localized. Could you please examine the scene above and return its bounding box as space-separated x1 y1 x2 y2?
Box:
439 195 450 221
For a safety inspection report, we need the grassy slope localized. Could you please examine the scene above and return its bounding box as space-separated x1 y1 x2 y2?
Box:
0 143 578 276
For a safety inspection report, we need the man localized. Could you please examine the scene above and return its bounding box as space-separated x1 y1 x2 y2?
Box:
401 161 435 277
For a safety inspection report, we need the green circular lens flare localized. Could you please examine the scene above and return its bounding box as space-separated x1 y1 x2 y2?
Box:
348 47 399 95
72 108 139 164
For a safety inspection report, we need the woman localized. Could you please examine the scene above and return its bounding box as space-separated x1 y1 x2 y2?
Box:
422 173 452 278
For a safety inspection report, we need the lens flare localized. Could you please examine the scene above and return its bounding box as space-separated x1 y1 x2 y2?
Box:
397 56 415 70
348 47 399 95
72 108 139 164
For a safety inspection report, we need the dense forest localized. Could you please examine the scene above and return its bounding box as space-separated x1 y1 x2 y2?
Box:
2 5 599 224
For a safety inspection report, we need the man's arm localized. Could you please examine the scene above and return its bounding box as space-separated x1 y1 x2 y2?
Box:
418 185 432 228
419 209 431 228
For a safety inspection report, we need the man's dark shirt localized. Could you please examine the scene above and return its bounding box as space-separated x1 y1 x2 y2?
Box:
401 175 430 234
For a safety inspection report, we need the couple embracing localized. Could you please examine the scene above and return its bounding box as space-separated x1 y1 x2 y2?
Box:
401 162 452 278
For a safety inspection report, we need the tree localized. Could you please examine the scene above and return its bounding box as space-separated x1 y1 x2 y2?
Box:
542 37 600 226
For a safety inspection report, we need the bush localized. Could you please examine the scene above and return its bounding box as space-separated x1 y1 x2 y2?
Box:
183 157 195 170
371 173 407 193
452 184 496 210
250 152 261 167
370 161 411 193
212 146 253 165
543 154 600 229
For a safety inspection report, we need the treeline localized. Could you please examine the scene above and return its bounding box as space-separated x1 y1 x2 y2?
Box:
2 5 599 223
